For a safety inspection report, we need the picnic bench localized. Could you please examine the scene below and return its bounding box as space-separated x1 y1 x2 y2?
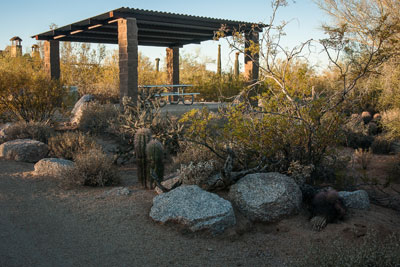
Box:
138 84 199 107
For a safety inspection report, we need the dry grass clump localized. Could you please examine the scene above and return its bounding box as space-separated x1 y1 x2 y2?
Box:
77 102 119 135
3 121 54 143
67 148 120 187
48 131 99 160
354 148 372 170
299 231 400 267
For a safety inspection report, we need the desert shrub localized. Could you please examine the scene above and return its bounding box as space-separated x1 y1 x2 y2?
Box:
0 55 67 122
371 135 392 154
381 108 400 140
113 96 183 159
3 121 55 143
67 148 120 187
180 102 343 181
48 131 99 160
179 160 222 189
77 102 119 134
299 231 400 267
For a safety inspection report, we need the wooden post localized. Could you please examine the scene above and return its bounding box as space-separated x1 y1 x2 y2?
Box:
217 44 222 76
44 40 60 80
118 17 138 105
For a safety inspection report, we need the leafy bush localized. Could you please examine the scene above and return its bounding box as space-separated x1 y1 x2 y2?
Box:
299 231 400 267
77 102 119 134
0 55 67 122
48 131 99 160
67 148 120 187
2 121 54 143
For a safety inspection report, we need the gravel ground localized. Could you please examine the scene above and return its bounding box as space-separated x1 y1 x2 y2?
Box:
1 158 400 267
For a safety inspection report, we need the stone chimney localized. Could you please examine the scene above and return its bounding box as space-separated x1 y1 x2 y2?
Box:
10 36 22 57
31 44 40 58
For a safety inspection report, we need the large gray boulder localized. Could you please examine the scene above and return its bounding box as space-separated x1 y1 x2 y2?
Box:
229 173 302 222
34 158 74 177
70 94 94 125
150 185 236 234
0 139 48 163
338 190 370 210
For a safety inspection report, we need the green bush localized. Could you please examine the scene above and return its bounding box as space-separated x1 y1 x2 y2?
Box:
2 121 55 143
48 131 99 160
67 147 120 187
180 102 343 181
0 55 67 122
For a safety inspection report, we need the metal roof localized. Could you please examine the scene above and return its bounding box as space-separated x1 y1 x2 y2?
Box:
32 7 265 47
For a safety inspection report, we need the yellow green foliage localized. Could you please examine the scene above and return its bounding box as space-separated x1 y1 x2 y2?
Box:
0 54 66 122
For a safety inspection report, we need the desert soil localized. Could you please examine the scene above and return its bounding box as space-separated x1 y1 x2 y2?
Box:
1 158 400 267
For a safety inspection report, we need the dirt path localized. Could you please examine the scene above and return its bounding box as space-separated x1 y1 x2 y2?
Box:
1 158 399 267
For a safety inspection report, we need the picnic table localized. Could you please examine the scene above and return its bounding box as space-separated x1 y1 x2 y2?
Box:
138 84 199 107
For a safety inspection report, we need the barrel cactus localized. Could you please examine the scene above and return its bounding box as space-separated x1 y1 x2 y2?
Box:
146 139 164 189
134 128 152 188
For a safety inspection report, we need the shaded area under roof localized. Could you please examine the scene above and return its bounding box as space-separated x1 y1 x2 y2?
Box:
32 7 265 47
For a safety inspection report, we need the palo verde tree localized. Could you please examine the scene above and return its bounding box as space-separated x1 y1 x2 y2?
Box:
181 0 398 186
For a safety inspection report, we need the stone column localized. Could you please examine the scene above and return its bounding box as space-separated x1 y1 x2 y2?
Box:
166 47 180 99
44 40 60 80
244 31 259 82
166 47 179 85
118 18 138 104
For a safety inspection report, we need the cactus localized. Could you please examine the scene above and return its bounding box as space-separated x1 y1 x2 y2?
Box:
134 128 152 188
146 139 164 189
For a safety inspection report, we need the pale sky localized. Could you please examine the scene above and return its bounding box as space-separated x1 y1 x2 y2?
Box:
0 0 330 71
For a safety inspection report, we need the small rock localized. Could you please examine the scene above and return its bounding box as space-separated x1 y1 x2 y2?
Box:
229 172 302 222
150 185 236 234
155 176 180 194
0 139 48 163
34 158 74 177
338 190 370 210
